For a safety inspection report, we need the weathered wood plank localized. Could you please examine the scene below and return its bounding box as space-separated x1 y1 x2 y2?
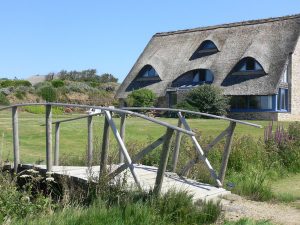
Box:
12 106 19 172
178 112 222 187
45 104 52 172
100 116 110 177
54 122 60 166
87 116 93 166
104 110 142 190
119 113 126 163
109 134 165 179
154 127 174 195
171 117 182 172
219 122 236 184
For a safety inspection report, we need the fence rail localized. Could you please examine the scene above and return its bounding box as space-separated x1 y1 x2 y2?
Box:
0 103 261 194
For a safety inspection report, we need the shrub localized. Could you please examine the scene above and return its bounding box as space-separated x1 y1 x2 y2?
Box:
177 84 230 116
0 79 31 88
0 93 10 105
51 79 65 88
127 89 156 107
23 106 64 114
15 90 26 100
38 86 57 102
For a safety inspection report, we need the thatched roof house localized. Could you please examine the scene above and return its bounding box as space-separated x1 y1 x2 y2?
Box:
117 14 300 120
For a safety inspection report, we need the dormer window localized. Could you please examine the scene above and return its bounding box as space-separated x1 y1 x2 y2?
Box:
231 57 266 75
135 65 161 81
190 40 219 60
171 69 214 87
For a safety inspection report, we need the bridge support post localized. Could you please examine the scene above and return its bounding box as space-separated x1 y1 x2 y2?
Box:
46 104 52 172
100 115 110 177
87 116 93 167
119 113 126 163
12 106 20 173
219 122 236 184
54 122 60 166
171 117 182 172
154 127 174 196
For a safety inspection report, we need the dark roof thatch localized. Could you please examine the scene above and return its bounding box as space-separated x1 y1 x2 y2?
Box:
116 14 300 98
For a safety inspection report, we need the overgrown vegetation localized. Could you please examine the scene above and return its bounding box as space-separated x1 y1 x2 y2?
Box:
0 93 10 105
176 84 230 116
0 70 119 106
0 170 221 225
127 88 156 107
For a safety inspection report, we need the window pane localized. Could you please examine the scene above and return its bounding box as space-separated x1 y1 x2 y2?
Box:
231 96 247 109
260 96 272 109
206 70 214 82
249 96 259 109
193 72 199 82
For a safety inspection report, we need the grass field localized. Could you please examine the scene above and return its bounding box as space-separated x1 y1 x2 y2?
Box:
0 110 274 164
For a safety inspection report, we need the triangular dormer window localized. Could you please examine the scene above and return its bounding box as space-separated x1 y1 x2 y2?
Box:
135 65 161 81
190 40 219 60
231 57 266 75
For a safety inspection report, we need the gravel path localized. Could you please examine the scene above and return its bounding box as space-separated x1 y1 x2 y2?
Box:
221 194 300 225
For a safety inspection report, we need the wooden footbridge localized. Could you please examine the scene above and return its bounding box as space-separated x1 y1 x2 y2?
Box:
0 103 261 201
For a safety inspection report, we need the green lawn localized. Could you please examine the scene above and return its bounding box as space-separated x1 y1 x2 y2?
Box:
0 110 282 164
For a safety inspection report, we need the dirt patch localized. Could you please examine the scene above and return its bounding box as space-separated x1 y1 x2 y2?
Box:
221 194 300 225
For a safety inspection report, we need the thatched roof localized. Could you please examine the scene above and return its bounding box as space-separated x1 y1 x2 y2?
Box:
116 14 300 98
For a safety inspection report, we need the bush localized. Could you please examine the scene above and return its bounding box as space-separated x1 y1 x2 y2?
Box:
0 93 10 105
0 79 31 88
23 106 64 114
127 89 156 107
177 85 230 116
51 79 65 88
38 86 57 102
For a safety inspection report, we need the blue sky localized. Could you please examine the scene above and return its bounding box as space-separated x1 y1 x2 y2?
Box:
0 1 299 82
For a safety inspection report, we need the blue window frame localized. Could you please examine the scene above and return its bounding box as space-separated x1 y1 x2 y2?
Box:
277 88 288 111
230 95 274 111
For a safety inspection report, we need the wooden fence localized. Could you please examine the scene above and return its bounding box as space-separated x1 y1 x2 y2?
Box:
0 103 261 195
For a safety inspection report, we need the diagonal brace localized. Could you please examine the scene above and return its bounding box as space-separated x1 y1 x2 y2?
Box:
178 112 222 187
104 110 142 190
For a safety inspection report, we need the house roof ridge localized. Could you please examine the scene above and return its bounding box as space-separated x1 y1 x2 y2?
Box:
154 14 300 37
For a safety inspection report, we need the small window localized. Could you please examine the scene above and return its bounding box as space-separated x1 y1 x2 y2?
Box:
135 65 161 82
231 95 273 110
190 40 218 60
141 66 158 77
277 89 288 111
231 57 265 75
172 69 214 87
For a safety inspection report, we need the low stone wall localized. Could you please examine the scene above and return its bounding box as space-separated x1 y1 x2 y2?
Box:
228 112 278 120
229 112 300 121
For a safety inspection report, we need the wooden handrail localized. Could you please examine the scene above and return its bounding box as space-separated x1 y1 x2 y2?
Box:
123 107 262 128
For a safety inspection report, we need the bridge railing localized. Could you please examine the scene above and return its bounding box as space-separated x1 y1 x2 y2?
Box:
0 103 261 195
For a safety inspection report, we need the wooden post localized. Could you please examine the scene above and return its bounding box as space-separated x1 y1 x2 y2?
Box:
45 104 52 172
104 110 142 189
219 122 236 184
54 122 60 166
171 117 182 172
100 115 110 177
87 116 93 166
12 106 20 173
154 127 174 195
119 113 126 163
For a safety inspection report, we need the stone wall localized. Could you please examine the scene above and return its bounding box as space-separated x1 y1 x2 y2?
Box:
290 36 300 116
228 112 278 120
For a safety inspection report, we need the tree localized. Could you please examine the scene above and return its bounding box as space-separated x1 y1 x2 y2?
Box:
127 89 156 107
177 85 230 116
99 73 118 83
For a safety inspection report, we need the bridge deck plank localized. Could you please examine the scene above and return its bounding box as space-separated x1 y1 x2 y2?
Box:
28 164 230 201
